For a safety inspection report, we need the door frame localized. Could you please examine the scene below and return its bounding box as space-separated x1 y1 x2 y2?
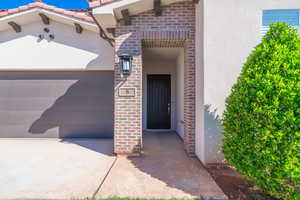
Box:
145 74 172 131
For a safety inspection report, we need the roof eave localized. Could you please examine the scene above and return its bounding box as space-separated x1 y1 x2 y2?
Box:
92 0 193 29
0 8 98 33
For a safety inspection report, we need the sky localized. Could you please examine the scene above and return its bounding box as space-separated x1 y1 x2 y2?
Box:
0 0 90 9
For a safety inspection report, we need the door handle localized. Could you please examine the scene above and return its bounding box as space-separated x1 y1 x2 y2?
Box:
168 103 171 115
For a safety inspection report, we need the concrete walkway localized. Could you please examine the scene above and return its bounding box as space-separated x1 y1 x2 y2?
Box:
96 132 227 200
0 132 227 200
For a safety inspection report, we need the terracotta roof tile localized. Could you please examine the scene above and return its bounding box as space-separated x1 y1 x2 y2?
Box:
0 1 95 23
88 0 119 9
0 12 8 16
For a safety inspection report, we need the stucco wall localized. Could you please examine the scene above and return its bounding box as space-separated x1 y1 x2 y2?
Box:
195 1 205 163
0 21 114 70
198 0 300 164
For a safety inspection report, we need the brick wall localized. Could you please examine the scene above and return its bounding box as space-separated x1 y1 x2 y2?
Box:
114 1 196 155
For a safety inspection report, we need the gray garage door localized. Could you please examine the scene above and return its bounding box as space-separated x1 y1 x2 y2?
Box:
0 71 114 138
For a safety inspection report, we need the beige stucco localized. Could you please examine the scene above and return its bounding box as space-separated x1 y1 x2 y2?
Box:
195 1 205 163
0 20 114 70
197 0 300 164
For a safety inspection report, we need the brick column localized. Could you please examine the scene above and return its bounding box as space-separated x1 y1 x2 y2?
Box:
114 29 143 155
113 1 196 156
184 38 196 156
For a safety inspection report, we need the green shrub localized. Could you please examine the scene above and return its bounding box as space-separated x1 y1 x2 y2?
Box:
222 23 300 200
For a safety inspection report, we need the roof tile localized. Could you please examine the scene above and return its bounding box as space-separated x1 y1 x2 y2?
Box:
0 12 8 17
88 0 118 8
0 1 95 23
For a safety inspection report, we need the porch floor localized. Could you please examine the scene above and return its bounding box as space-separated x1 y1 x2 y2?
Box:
96 131 227 199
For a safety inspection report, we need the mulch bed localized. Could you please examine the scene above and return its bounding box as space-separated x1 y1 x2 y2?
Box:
206 165 279 200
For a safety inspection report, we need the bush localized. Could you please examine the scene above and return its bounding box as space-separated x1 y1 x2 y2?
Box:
222 23 300 200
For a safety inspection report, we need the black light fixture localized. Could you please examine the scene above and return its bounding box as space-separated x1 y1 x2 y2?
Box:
119 53 133 75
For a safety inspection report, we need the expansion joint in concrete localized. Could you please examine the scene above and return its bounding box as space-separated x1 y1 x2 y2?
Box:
92 156 118 198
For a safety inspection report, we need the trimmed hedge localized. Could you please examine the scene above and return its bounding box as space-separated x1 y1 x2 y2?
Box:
222 23 300 200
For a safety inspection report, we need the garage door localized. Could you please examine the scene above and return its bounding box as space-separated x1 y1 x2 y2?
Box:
0 71 114 138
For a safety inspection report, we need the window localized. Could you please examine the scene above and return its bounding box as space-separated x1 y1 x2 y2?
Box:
262 9 300 36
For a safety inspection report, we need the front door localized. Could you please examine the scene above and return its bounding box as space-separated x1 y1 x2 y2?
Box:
147 75 171 129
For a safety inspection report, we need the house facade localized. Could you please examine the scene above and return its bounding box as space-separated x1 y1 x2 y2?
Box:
0 0 299 165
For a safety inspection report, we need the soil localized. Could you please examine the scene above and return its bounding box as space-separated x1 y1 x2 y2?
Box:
206 165 279 200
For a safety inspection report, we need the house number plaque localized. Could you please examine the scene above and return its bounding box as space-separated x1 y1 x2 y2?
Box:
118 88 136 97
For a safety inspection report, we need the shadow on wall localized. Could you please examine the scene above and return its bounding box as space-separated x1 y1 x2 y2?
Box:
28 73 114 139
204 104 225 163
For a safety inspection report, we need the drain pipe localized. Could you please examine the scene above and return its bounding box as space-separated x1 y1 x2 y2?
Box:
87 3 114 47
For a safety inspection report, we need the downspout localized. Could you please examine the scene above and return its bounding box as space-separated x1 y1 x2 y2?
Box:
87 4 114 47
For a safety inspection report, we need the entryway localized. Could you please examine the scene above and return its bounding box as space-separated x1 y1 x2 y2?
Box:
142 48 185 138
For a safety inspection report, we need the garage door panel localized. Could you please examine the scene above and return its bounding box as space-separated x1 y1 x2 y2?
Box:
0 84 112 98
0 110 112 125
0 99 55 110
0 125 60 138
0 97 112 111
0 81 72 94
0 125 112 138
0 71 114 138
2 86 111 98
57 124 113 138
28 124 112 138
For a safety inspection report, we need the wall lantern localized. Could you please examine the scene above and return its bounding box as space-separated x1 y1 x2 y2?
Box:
119 53 133 75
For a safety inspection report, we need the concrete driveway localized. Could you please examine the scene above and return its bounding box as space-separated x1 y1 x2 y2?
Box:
0 139 115 199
